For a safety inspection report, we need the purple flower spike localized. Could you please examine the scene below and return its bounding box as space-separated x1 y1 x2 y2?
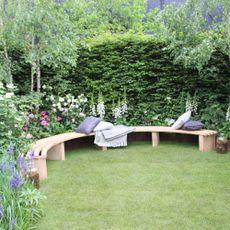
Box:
10 174 22 190
8 161 16 175
7 143 14 156
0 162 7 173
28 150 35 161
17 156 28 172
11 217 16 227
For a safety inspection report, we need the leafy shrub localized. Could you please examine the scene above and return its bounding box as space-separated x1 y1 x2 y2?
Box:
0 83 29 148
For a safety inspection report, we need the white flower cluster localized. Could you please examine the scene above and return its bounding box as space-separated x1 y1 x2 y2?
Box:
185 93 198 114
94 92 105 119
112 101 128 120
226 105 230 122
0 82 15 99
97 102 105 119
51 93 87 114
112 107 122 119
90 104 97 116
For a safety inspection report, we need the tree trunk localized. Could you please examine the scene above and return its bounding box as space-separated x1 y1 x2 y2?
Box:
31 61 36 92
31 36 35 92
3 46 12 84
36 61 41 92
0 4 12 84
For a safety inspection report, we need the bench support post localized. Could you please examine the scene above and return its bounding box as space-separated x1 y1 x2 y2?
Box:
47 143 65 160
102 146 107 151
152 132 159 147
33 157 47 181
199 135 216 152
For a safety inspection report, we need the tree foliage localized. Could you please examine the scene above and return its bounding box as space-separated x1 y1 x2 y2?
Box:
145 0 230 70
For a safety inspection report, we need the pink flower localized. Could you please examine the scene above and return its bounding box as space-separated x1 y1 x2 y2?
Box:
56 116 62 121
28 113 34 119
23 126 28 131
44 115 51 121
41 120 48 126
40 111 47 116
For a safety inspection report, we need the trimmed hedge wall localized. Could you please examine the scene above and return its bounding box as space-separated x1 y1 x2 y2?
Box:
69 35 229 126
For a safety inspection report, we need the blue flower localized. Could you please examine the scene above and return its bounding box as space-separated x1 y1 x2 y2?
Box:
9 174 22 190
17 156 28 172
7 143 14 156
11 217 16 227
8 161 16 175
28 149 35 161
0 161 7 173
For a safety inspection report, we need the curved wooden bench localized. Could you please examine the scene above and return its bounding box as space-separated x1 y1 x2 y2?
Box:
30 126 217 181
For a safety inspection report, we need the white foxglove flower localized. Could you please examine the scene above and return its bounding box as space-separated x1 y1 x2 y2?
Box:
121 103 128 113
112 107 122 119
97 102 105 119
91 105 97 116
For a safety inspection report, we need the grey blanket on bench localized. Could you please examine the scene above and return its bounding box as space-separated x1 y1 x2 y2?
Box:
94 125 135 147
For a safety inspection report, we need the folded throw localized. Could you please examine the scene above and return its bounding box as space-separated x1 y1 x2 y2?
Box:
94 125 135 147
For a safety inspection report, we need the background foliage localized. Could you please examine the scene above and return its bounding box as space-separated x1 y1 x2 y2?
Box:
0 0 229 136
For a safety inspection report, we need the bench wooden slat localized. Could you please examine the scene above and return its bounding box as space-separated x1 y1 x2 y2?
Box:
133 126 217 136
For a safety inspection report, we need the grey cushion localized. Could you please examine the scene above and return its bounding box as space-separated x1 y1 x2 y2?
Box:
182 120 203 131
171 111 191 130
75 116 101 134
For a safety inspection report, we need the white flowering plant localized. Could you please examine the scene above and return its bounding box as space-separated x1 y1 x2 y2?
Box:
112 89 128 124
89 95 97 117
0 82 29 147
96 92 105 119
49 93 87 130
185 92 198 115
219 104 230 139
112 98 128 123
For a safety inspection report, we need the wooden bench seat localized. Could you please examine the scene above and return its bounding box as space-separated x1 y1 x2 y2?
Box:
30 126 217 181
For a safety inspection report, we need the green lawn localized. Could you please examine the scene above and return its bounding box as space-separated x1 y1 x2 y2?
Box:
37 141 230 230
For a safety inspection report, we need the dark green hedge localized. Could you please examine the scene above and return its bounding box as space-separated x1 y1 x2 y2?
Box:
68 35 229 127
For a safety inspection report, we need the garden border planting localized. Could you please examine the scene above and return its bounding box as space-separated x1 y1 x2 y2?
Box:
31 126 217 181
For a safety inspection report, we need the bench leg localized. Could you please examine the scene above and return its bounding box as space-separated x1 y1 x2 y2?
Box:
102 146 107 151
152 132 159 147
47 143 65 160
33 157 47 181
199 135 216 152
